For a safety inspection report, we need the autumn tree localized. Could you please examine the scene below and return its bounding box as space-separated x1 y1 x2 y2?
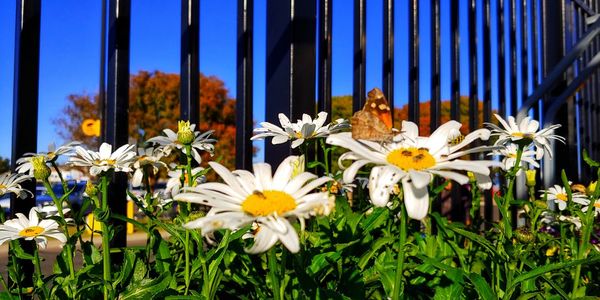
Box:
54 70 237 171
0 157 9 174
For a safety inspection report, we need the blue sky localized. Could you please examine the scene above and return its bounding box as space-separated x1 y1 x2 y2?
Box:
0 0 529 162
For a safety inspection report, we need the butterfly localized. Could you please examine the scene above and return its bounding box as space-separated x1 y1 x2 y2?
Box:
351 88 394 142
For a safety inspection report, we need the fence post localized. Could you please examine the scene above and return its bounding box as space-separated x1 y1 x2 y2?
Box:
236 0 254 170
265 0 316 167
10 0 42 285
181 0 200 125
104 0 131 251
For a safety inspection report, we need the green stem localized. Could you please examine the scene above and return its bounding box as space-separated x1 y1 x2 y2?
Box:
8 243 23 299
51 161 69 194
184 230 190 295
100 176 111 300
571 197 597 295
42 180 76 281
33 247 49 299
267 247 282 300
503 146 524 239
392 205 408 300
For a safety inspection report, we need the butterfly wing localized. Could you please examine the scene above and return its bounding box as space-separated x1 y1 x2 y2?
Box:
362 88 393 129
351 111 394 142
350 88 394 142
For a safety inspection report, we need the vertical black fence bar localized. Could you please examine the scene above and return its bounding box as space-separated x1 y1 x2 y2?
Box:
540 0 566 187
450 0 460 121
99 0 107 131
180 0 200 124
265 0 316 166
430 0 441 129
509 0 518 116
236 0 254 170
317 0 332 174
483 0 494 223
521 0 529 112
449 0 462 221
564 2 579 179
265 0 292 166
318 0 332 118
498 0 507 117
408 0 419 124
589 0 600 159
11 0 41 284
104 0 131 249
383 0 394 114
468 0 478 132
575 5 589 179
353 0 366 112
530 0 540 121
11 0 40 216
483 0 492 124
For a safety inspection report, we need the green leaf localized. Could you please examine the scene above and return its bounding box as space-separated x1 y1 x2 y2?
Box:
113 249 136 289
418 256 496 300
505 256 600 298
9 241 34 261
582 149 599 167
446 226 501 259
308 252 341 276
358 237 395 269
0 291 17 300
467 273 496 300
119 272 172 300
361 207 389 232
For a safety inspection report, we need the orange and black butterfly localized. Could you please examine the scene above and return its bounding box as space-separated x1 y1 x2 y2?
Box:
351 88 394 142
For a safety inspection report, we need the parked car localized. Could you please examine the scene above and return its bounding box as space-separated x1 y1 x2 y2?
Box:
0 180 87 216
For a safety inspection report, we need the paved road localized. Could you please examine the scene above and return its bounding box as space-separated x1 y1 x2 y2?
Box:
0 231 166 291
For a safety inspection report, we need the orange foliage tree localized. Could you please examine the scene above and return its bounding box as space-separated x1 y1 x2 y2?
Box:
53 70 237 171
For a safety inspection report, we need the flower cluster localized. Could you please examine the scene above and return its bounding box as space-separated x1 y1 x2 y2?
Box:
252 112 349 148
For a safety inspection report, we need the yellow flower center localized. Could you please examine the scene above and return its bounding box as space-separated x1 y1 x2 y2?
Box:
387 147 436 171
511 132 534 139
19 226 44 237
556 193 568 201
94 159 116 166
241 190 297 217
0 184 6 189
594 201 600 208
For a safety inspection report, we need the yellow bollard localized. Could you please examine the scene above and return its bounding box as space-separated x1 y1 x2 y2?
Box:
85 213 103 235
127 200 134 234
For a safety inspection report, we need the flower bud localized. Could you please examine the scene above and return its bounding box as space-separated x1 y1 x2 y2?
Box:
515 227 534 244
525 169 536 187
290 155 305 178
177 120 195 145
546 245 559 257
571 183 587 194
533 199 548 209
588 181 597 196
32 156 51 181
85 181 98 197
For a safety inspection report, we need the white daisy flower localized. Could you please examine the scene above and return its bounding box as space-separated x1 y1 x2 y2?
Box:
558 215 583 230
491 143 539 174
131 147 167 188
146 121 216 164
164 166 206 198
174 156 332 254
68 143 137 176
487 114 564 159
541 184 588 211
252 112 350 149
327 120 500 220
0 172 32 199
0 207 67 249
577 198 600 216
16 141 80 177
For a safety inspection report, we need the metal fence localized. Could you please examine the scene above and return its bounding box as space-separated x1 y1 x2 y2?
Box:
9 0 600 245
